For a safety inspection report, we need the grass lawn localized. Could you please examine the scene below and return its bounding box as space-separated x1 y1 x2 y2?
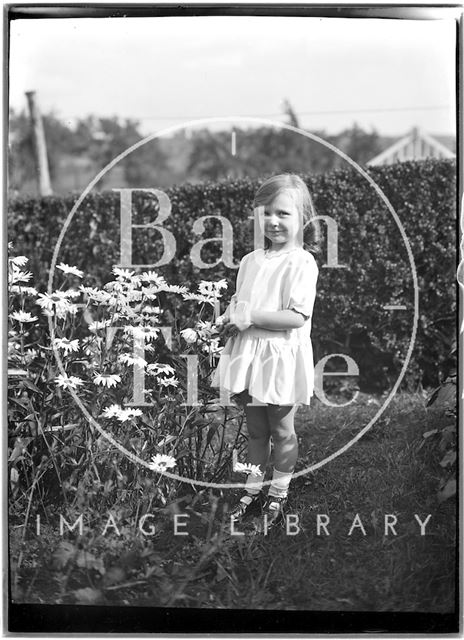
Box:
10 392 456 614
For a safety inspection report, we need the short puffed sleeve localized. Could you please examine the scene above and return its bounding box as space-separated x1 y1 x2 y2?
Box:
231 254 246 301
231 252 252 303
282 252 319 319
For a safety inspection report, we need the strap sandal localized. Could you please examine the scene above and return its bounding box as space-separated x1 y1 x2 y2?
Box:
255 495 288 533
227 492 263 522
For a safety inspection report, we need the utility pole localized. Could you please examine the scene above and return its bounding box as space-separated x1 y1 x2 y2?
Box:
26 91 52 196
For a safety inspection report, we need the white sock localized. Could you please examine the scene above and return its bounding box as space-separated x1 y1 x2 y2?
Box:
268 468 293 499
245 471 265 495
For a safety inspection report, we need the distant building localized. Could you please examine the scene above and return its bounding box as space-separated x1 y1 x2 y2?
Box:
367 127 455 166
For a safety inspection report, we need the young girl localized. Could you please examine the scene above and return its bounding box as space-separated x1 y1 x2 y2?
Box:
211 173 320 531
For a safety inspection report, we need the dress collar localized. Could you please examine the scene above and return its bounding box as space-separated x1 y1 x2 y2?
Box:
262 246 301 260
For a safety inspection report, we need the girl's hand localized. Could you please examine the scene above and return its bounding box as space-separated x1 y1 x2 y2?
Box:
216 311 240 339
216 316 239 339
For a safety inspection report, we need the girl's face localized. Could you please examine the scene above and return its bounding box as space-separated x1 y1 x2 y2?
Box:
263 190 302 250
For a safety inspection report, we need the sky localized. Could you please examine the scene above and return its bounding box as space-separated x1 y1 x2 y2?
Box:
9 14 457 137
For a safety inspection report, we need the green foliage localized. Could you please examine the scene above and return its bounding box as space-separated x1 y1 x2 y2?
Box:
9 159 456 392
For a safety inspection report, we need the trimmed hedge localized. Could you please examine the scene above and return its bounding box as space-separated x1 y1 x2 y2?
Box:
8 159 456 392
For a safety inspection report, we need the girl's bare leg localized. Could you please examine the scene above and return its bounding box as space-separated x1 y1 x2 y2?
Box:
266 404 299 473
244 404 271 471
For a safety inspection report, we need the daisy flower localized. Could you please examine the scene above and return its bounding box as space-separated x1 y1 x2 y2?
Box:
124 289 143 301
10 256 28 267
180 328 197 343
202 338 223 355
64 304 79 316
104 281 126 294
37 291 71 313
131 326 160 342
158 376 179 388
112 267 139 282
62 289 81 299
233 462 262 476
93 373 121 388
9 265 33 285
9 311 38 323
196 320 219 340
101 404 123 419
182 292 213 304
162 284 188 294
88 319 112 332
83 288 113 304
55 374 84 390
53 337 80 354
139 271 166 286
149 454 177 472
141 285 162 300
118 354 148 368
23 348 38 364
116 407 143 423
147 363 175 376
198 279 228 296
9 285 38 296
57 262 84 278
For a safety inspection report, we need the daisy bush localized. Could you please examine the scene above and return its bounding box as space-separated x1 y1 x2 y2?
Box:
8 246 246 525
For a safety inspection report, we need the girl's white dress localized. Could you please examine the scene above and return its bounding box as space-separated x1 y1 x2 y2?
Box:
211 246 319 406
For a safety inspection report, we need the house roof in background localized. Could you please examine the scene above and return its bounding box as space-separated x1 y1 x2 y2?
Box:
368 127 456 166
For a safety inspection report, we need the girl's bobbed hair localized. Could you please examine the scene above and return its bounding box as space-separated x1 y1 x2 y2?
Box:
252 174 322 256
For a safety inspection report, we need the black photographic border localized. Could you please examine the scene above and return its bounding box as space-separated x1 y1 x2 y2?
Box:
5 2 462 635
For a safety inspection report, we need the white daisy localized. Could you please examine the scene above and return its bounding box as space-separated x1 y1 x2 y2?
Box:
182 293 213 304
9 265 33 285
180 328 198 344
37 291 71 313
9 285 38 296
158 376 179 388
53 337 80 354
202 338 223 355
64 304 79 316
93 373 121 388
55 374 84 389
198 279 228 296
140 271 166 286
149 454 177 472
10 256 28 267
9 310 38 323
124 289 143 301
57 262 84 278
116 407 143 423
102 404 123 419
88 319 112 332
104 281 126 294
233 462 262 476
147 363 175 376
118 354 148 368
24 348 38 364
197 321 219 340
162 284 188 294
131 326 160 342
141 285 161 300
112 267 139 282
62 289 81 299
